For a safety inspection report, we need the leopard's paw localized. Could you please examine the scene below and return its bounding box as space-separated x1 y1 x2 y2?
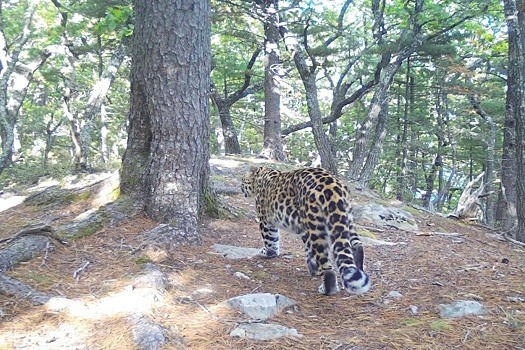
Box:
259 247 279 258
307 257 321 276
318 270 339 296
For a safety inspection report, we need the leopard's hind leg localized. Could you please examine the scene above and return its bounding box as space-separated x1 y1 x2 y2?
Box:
258 220 280 258
303 230 339 296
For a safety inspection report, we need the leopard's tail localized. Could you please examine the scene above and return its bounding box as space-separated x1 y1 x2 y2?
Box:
340 265 370 294
334 236 371 294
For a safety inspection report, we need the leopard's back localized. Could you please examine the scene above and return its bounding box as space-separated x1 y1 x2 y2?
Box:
242 166 370 295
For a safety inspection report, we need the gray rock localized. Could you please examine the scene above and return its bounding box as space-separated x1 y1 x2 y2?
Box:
353 204 419 232
230 322 302 340
130 315 168 350
213 244 261 259
226 293 297 321
439 300 486 318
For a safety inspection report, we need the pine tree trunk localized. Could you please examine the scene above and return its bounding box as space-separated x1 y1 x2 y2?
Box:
499 0 521 237
260 0 285 161
507 0 525 242
121 0 211 245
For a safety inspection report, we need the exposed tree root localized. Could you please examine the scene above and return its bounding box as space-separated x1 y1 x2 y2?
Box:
0 272 50 305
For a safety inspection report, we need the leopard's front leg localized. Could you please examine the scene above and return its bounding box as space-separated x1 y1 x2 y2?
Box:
258 220 280 258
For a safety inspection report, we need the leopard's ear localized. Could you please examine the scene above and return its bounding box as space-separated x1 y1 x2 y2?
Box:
249 166 262 174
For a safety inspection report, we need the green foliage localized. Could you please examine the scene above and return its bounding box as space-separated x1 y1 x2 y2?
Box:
0 0 511 225
94 5 134 38
0 160 71 188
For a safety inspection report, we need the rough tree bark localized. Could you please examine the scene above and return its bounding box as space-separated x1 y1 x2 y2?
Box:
121 0 211 246
508 0 525 242
501 0 523 241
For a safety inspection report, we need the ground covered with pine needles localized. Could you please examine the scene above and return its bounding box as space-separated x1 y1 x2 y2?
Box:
0 157 524 349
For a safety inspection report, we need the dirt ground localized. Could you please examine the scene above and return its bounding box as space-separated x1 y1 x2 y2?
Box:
0 159 524 350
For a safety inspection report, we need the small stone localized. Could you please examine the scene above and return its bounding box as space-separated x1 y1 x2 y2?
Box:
213 244 260 259
409 305 419 315
234 272 250 280
225 293 297 321
387 291 403 299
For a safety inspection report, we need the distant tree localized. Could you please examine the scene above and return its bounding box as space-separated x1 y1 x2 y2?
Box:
258 0 286 161
121 0 211 245
0 1 45 175
211 48 261 155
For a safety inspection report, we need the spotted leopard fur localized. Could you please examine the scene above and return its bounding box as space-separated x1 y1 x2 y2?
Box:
241 166 370 295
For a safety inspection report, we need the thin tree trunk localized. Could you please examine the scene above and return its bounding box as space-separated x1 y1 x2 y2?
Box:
0 0 43 174
259 0 285 161
358 96 389 185
292 49 337 173
468 94 496 225
396 61 412 200
73 41 128 172
348 61 401 181
210 48 261 155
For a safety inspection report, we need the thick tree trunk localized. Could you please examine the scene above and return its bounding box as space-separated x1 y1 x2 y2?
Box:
496 89 517 231
260 0 285 161
511 0 525 242
502 0 524 241
121 0 211 245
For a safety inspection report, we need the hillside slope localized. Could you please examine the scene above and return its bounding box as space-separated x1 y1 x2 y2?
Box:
0 157 524 350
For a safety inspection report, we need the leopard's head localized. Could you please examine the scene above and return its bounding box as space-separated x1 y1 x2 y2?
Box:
240 167 260 197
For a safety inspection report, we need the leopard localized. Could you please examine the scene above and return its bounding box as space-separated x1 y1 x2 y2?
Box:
241 166 370 296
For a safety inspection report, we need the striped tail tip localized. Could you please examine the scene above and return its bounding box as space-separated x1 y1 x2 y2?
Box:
342 267 371 294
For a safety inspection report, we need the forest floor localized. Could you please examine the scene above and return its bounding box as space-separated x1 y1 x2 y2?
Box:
0 156 524 350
